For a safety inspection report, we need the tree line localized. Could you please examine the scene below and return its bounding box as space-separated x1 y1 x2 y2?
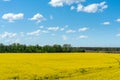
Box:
0 43 85 53
0 43 120 53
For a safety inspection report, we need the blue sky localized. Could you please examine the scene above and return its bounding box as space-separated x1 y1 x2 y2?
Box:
0 0 120 47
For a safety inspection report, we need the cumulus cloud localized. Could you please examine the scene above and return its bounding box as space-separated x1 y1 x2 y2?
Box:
102 21 110 25
78 27 88 32
0 32 16 38
116 18 120 22
77 1 108 13
77 4 83 12
49 0 108 13
49 0 85 7
79 35 88 39
66 29 76 33
70 6 75 10
29 13 46 23
2 13 24 22
27 30 41 36
47 27 60 31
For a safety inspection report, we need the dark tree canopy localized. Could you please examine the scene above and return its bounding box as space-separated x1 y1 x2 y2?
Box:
0 43 120 53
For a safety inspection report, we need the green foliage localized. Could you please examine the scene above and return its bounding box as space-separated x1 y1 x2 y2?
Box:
0 43 119 53
0 43 85 53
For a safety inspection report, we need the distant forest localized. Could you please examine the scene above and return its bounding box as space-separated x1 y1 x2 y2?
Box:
0 43 120 53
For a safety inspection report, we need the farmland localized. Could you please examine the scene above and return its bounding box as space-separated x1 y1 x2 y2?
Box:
0 53 120 80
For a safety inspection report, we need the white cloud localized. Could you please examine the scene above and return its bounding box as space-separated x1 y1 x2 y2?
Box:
116 18 120 22
0 32 16 38
2 13 24 22
77 4 83 12
48 26 59 31
83 4 99 13
49 0 85 7
29 13 46 23
39 26 44 29
27 30 41 36
99 1 108 11
3 0 11 2
102 21 110 25
49 0 108 13
62 35 67 41
79 35 88 39
116 34 120 37
78 27 88 32
42 30 49 33
77 1 108 13
66 29 76 33
47 25 67 32
70 6 75 10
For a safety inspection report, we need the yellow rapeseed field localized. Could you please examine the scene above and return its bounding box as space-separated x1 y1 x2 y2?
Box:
0 53 120 80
